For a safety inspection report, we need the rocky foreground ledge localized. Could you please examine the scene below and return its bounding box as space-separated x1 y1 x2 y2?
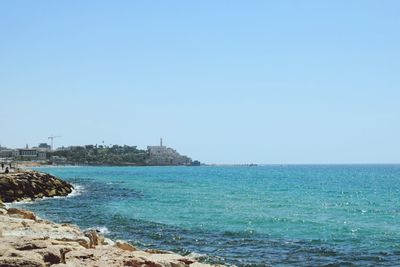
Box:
0 170 74 202
0 170 223 266
0 207 220 267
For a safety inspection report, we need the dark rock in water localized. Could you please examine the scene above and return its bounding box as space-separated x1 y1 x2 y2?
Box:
0 170 74 203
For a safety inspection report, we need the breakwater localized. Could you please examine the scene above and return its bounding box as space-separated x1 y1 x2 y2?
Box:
0 170 73 202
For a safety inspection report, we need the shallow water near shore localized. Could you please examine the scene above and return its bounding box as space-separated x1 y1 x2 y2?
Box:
13 165 400 266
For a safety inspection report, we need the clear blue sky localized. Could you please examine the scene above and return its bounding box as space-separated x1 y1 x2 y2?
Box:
0 1 399 164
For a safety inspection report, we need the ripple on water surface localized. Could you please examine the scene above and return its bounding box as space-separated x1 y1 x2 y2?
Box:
16 165 400 266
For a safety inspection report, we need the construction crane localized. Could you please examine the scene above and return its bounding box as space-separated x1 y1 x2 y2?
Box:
48 136 61 151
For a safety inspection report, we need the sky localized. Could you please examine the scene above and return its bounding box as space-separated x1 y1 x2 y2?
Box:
0 1 399 164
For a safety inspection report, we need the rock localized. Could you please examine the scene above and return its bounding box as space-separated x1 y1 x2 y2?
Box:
0 257 45 267
35 193 44 199
123 258 146 266
46 189 57 197
21 221 30 228
14 241 47 251
58 248 72 264
171 262 188 267
83 230 104 248
115 240 137 252
178 258 196 265
56 236 91 249
37 247 62 265
0 249 46 267
144 260 163 267
145 249 174 254
62 249 98 265
7 208 36 221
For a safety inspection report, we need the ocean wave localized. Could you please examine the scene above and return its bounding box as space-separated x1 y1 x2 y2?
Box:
5 199 35 208
5 184 84 208
29 184 84 200
67 184 85 198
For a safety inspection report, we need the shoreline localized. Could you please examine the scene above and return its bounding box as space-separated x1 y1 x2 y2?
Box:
14 162 400 170
13 162 199 168
0 170 223 267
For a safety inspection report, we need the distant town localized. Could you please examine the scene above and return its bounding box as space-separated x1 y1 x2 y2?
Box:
0 138 201 166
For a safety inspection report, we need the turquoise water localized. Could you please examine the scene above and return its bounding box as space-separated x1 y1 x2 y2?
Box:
14 165 400 266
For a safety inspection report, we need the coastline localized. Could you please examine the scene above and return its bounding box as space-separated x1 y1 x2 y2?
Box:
0 170 223 267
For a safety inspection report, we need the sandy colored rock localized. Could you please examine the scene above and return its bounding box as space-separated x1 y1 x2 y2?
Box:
84 229 104 248
0 208 7 215
7 208 37 220
0 247 46 266
115 240 137 252
36 246 62 265
0 257 46 267
0 207 223 267
146 249 174 254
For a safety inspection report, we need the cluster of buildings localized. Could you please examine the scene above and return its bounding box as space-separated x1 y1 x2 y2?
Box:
147 138 192 165
0 143 51 162
0 139 196 166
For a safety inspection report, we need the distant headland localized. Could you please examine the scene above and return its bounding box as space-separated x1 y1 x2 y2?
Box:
0 138 201 167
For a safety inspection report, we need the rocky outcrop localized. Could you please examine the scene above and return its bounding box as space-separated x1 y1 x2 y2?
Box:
0 170 73 202
0 207 222 267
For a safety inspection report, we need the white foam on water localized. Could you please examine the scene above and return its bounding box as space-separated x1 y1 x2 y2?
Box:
4 184 84 208
5 199 34 209
187 252 206 259
67 184 85 198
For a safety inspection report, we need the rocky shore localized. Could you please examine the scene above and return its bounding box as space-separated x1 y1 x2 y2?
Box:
0 171 222 267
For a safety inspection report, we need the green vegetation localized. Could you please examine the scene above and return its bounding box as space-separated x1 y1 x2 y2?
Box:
49 145 149 165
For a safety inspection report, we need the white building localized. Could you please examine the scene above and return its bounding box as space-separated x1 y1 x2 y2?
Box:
147 138 192 166
13 147 47 160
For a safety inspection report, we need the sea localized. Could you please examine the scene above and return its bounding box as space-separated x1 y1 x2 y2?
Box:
12 165 400 266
